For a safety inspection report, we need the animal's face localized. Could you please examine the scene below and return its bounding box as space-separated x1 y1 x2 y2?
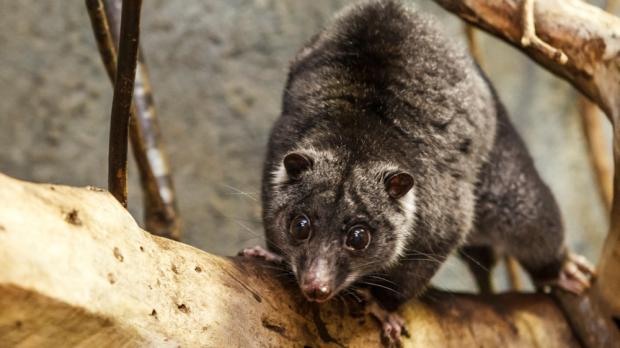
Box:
264 148 416 302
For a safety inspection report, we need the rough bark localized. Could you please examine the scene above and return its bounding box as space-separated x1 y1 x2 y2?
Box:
434 0 620 119
0 173 580 347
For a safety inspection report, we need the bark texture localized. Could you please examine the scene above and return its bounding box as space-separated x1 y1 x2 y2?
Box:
434 0 620 118
0 173 580 347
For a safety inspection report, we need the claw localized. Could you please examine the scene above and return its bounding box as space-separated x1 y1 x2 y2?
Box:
238 245 284 263
569 253 596 276
367 301 408 347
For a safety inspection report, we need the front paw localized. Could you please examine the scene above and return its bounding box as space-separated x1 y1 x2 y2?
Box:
365 299 409 347
238 245 284 263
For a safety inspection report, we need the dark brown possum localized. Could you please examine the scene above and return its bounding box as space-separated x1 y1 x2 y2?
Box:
257 0 584 316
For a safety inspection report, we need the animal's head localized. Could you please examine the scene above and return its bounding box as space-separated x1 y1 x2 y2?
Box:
263 147 416 302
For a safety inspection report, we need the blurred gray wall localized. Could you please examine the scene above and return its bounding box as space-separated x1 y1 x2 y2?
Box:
0 0 610 291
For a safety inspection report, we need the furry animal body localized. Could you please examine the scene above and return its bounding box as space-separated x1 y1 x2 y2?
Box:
242 0 593 342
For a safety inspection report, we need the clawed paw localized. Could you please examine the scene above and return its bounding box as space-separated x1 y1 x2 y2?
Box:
381 311 409 345
237 245 284 263
366 301 409 347
552 252 596 295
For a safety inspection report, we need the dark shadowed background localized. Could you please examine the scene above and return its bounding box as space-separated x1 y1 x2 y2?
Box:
0 0 612 291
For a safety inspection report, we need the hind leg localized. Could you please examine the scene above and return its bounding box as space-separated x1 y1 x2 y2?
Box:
473 101 594 295
508 243 595 295
532 249 595 294
481 167 595 294
478 177 595 295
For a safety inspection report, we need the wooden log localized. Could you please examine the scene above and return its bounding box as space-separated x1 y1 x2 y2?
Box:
0 173 580 347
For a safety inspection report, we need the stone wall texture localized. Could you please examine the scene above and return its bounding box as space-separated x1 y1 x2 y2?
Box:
0 0 611 291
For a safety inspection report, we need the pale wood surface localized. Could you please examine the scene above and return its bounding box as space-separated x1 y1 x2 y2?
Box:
0 173 580 347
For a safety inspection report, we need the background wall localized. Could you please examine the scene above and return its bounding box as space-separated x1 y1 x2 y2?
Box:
0 0 611 291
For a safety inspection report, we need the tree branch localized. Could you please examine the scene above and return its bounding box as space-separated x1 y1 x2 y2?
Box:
579 98 613 210
464 24 484 66
0 173 583 347
434 0 620 119
575 0 618 215
107 0 142 207
86 0 181 240
520 0 568 64
85 0 117 81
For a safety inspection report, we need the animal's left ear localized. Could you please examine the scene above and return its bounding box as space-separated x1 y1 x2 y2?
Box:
385 172 414 199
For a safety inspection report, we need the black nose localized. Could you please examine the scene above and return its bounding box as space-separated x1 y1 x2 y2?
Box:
301 281 332 302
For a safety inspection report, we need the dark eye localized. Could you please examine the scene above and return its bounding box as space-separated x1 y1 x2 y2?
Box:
290 214 312 240
345 225 371 250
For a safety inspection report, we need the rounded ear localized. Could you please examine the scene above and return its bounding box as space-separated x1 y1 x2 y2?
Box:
283 153 313 179
385 172 414 199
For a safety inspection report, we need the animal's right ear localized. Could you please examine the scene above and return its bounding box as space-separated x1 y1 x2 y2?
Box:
283 153 313 179
385 172 414 199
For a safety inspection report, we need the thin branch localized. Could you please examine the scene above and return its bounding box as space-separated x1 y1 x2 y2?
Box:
87 0 181 239
520 0 568 64
130 53 182 240
104 0 181 240
107 0 142 207
505 256 523 291
579 98 613 210
85 0 116 80
464 24 484 67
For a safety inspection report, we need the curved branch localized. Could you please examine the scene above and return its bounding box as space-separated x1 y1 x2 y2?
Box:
434 0 620 120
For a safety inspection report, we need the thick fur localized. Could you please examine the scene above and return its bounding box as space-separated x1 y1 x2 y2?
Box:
261 0 566 311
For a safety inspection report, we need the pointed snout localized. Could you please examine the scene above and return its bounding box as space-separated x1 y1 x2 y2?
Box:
301 278 332 302
300 259 333 302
